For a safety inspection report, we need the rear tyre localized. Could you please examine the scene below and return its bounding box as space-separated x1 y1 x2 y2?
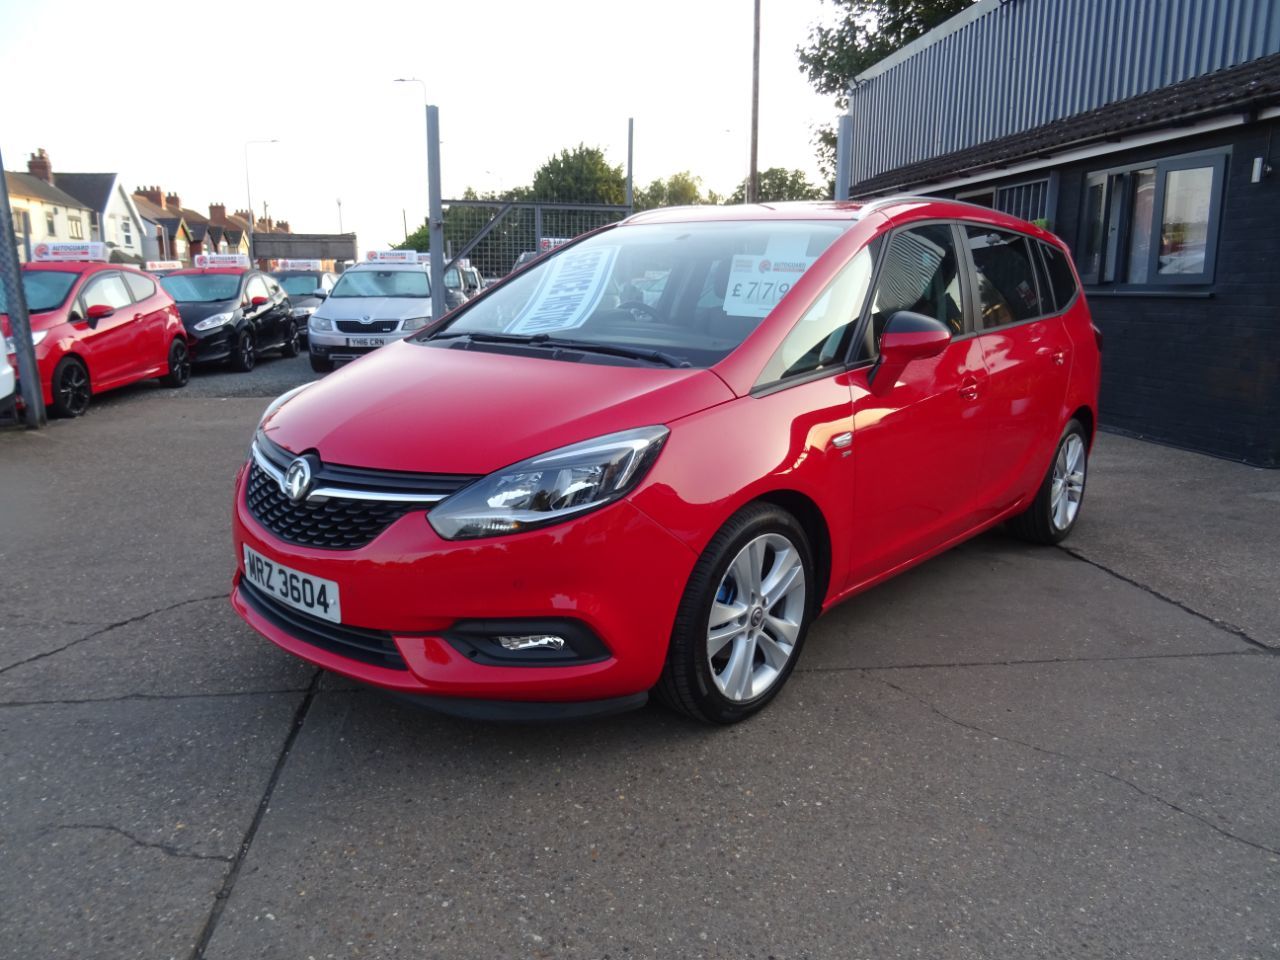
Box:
309 352 334 373
159 338 191 387
279 320 301 358
230 330 256 372
1008 419 1088 544
657 503 814 724
50 356 92 418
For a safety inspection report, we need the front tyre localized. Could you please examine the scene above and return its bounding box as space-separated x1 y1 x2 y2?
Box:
50 356 91 417
657 503 814 724
159 338 191 387
230 330 256 372
1008 419 1088 544
279 320 301 358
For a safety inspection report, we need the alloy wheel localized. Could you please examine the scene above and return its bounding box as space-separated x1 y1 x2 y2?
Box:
58 363 90 416
706 533 807 702
172 342 191 384
240 335 256 371
1050 434 1086 531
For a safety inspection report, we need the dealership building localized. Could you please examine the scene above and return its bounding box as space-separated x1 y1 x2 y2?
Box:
836 0 1280 466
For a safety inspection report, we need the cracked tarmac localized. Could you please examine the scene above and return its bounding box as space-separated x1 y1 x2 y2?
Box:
1 364 1277 960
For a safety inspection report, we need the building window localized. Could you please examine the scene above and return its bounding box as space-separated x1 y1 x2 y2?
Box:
121 219 133 247
1079 151 1227 287
69 217 84 239
46 211 56 236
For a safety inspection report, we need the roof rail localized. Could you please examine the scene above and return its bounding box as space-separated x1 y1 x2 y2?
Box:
855 193 1013 218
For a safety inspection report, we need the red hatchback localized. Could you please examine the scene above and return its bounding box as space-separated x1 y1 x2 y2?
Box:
231 198 1100 723
2 260 190 416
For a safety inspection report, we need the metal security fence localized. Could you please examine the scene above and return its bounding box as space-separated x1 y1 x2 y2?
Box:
440 201 630 279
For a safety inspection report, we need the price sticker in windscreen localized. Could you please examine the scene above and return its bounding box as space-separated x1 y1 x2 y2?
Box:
723 255 814 318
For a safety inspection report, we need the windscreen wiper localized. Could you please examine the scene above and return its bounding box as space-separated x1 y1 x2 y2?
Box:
430 331 690 368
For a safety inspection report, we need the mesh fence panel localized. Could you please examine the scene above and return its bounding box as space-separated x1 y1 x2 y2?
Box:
441 202 629 279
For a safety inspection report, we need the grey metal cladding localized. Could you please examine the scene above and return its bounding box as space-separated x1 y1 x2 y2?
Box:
845 0 1280 185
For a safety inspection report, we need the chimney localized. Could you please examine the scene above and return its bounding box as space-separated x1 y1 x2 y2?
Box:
27 148 52 183
276 220 290 233
209 203 226 223
234 209 251 224
135 185 164 207
165 192 181 211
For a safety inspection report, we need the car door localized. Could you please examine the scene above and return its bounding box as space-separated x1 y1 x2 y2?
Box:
264 275 290 344
75 271 139 387
243 274 273 346
122 270 170 374
961 225 1073 520
843 221 991 588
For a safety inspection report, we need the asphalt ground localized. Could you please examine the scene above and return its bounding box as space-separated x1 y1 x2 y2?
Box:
1 354 1277 960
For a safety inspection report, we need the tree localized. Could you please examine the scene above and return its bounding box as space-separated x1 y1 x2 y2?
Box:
633 171 715 211
728 168 826 204
798 0 974 175
529 144 626 205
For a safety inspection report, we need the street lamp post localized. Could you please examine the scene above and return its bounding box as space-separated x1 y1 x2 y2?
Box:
395 78 446 323
244 138 278 263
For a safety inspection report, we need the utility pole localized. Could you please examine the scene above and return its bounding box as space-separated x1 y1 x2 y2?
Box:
244 138 278 261
626 118 634 213
747 0 761 204
337 198 343 233
402 209 409 242
0 146 47 427
394 78 446 321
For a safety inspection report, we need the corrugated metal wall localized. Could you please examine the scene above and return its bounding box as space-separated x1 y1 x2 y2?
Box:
847 0 1280 186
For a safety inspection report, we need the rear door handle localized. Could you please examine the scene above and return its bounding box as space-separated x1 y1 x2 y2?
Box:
958 377 980 401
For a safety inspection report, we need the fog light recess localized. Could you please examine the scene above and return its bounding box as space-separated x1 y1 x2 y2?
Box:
443 619 610 666
497 634 566 652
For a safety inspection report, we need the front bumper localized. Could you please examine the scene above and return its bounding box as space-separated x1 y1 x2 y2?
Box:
308 327 411 362
230 463 698 705
189 326 235 363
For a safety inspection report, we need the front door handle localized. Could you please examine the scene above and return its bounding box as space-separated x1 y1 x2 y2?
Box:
958 377 980 401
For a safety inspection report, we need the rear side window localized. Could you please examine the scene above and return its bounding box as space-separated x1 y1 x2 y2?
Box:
964 227 1043 328
124 272 156 302
1038 242 1079 310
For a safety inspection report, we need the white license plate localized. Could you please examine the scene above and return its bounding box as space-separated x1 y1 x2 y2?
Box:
242 545 342 623
346 336 387 347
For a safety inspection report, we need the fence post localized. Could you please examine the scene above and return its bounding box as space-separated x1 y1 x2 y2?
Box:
0 150 47 427
426 104 446 323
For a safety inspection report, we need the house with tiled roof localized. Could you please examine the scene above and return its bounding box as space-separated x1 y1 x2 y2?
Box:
45 160 148 264
132 189 192 264
4 152 94 262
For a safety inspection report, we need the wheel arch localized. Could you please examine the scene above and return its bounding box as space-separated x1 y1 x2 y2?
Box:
1071 405 1096 449
753 489 833 609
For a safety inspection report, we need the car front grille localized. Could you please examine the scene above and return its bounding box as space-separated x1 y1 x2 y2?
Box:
245 435 479 550
238 577 408 670
336 319 400 333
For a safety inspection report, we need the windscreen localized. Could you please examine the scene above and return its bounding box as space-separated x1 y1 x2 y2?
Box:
331 270 430 298
160 274 240 303
278 275 320 296
1 271 79 313
428 220 848 367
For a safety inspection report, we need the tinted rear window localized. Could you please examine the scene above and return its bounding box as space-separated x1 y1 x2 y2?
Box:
964 226 1044 328
1039 242 1079 309
124 272 157 302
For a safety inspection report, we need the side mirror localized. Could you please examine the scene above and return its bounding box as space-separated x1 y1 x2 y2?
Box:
250 295 269 307
313 289 328 299
870 310 952 391
86 303 114 326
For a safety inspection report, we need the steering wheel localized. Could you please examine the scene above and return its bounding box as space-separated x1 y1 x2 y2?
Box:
617 300 659 322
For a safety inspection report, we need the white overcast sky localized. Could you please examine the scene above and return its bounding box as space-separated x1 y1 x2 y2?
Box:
0 0 842 252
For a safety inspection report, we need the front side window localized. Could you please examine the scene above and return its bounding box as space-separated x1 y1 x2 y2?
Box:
1079 152 1226 286
330 269 430 298
430 220 848 369
81 273 132 312
246 275 270 301
756 240 878 386
965 227 1044 328
866 224 965 350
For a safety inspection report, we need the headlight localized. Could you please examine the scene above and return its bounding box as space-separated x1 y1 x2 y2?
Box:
428 425 669 540
193 312 234 332
257 382 315 431
310 316 334 331
401 316 430 331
